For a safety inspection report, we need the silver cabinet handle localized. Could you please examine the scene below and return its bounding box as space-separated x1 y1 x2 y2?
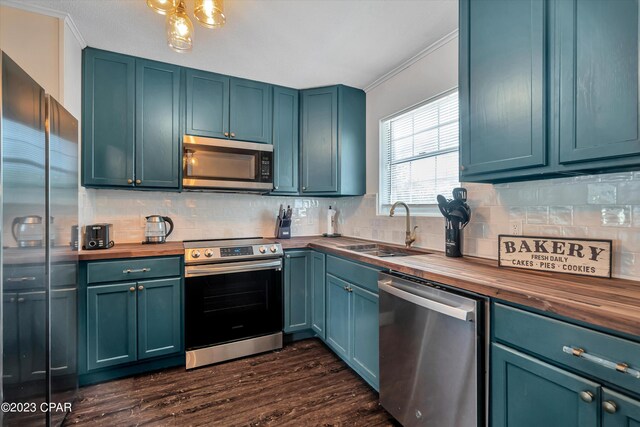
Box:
230 132 235 138
563 346 640 379
185 259 282 277
579 391 594 403
6 276 36 282
129 287 135 292
224 132 229 137
123 268 151 274
138 285 144 291
17 297 25 303
603 400 617 414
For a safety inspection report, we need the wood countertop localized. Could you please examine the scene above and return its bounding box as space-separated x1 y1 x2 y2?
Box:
78 242 184 261
77 236 640 337
279 236 640 338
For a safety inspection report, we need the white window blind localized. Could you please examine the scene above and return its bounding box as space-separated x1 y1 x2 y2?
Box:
379 90 459 214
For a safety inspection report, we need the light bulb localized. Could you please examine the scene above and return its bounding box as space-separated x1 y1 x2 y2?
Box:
194 0 226 28
166 1 193 52
147 0 179 15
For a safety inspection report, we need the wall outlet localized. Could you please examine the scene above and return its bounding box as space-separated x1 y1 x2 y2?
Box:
509 220 523 235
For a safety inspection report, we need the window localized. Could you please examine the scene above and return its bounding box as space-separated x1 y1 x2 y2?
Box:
379 89 459 215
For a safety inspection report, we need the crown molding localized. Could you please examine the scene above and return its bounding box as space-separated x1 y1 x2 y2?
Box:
363 29 458 93
0 0 87 48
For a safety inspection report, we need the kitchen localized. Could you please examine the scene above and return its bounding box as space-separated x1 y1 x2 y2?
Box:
0 0 639 426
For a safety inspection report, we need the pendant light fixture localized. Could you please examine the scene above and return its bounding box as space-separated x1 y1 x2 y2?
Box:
194 0 226 28
166 0 194 53
147 0 226 53
146 0 179 15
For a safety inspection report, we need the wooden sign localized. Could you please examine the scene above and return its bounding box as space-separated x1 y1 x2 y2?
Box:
498 235 612 278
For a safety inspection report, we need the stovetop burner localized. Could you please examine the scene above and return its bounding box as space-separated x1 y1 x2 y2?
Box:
184 237 283 264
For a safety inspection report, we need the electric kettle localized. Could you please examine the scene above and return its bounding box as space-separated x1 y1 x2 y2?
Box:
12 215 45 247
144 215 174 244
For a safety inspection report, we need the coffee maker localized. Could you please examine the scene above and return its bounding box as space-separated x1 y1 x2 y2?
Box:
437 188 471 258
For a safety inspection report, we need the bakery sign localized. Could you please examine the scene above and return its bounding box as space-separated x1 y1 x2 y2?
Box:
498 235 612 278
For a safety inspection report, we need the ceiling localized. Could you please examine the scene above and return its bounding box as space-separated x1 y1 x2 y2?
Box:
25 0 458 90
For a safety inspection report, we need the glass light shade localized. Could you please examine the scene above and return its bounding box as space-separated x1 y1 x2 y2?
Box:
146 0 179 15
166 2 193 52
194 0 226 28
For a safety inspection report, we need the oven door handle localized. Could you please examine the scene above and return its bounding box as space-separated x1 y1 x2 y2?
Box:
185 259 282 277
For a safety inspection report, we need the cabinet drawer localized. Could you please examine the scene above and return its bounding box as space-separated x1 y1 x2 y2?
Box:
494 303 640 395
326 255 381 293
86 257 181 284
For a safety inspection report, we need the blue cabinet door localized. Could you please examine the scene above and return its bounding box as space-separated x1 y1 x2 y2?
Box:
284 251 311 332
272 86 299 194
135 59 181 189
350 284 379 390
230 78 272 144
185 69 229 138
491 343 599 427
557 0 640 165
82 49 135 187
137 278 182 360
325 274 351 359
459 0 547 177
300 86 338 193
602 389 640 427
87 283 137 371
310 252 326 339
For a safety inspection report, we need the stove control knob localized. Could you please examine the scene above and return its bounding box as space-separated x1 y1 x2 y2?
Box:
270 245 278 253
259 246 267 254
191 250 201 259
204 249 214 258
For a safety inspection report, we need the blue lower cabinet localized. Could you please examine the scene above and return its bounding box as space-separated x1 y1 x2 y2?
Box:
491 343 599 427
310 252 326 339
137 278 182 360
87 283 138 371
326 274 352 360
602 389 640 427
350 284 379 389
284 251 311 332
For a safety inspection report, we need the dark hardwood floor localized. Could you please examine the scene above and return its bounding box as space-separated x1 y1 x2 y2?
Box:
64 339 396 426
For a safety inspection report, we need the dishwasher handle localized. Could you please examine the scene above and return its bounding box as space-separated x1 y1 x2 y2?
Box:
378 279 476 322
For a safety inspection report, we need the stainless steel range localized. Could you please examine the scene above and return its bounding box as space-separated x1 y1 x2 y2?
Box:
184 238 284 369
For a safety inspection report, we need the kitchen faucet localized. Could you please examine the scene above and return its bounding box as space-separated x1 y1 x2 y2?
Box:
389 201 418 248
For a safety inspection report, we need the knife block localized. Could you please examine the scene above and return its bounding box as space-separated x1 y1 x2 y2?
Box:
275 216 291 239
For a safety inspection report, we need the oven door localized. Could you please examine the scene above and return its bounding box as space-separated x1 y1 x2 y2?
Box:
185 258 283 351
183 136 273 191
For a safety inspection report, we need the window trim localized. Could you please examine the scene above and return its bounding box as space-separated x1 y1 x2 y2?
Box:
377 87 459 217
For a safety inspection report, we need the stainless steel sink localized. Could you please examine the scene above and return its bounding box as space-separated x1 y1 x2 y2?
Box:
340 244 429 258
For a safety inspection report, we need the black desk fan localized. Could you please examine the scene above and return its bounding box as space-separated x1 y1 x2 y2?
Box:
437 187 471 257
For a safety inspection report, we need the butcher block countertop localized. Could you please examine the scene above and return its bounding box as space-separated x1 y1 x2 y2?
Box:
78 241 184 261
78 236 640 337
279 236 640 338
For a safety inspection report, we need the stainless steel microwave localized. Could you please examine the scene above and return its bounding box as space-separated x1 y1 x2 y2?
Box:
182 136 273 192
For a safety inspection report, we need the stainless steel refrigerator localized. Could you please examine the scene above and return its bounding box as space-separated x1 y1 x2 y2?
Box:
1 51 79 426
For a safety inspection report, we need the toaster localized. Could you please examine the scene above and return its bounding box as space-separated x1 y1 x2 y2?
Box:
83 224 114 250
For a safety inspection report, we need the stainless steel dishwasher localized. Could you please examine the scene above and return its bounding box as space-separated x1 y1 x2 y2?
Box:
378 272 485 427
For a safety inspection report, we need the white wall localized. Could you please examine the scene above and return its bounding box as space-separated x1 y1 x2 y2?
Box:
365 34 458 193
0 6 60 99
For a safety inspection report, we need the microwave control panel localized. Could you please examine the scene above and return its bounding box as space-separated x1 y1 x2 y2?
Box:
259 152 273 182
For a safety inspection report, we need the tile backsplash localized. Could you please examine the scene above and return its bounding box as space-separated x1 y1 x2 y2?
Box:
80 171 640 280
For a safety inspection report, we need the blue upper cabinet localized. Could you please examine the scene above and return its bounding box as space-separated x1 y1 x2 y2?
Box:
82 48 135 187
230 78 272 144
460 0 640 182
272 86 299 194
300 85 365 196
459 0 547 178
82 48 180 189
185 69 229 139
135 59 181 188
557 0 640 166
